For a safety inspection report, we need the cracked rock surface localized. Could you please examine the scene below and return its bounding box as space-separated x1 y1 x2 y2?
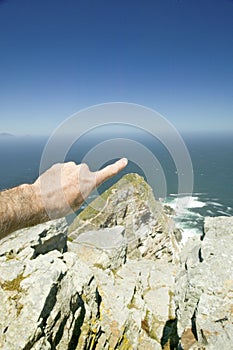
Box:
175 216 233 349
0 174 232 349
68 173 180 262
0 219 99 350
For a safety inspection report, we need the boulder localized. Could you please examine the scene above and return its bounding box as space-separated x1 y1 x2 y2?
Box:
68 226 127 270
0 218 67 260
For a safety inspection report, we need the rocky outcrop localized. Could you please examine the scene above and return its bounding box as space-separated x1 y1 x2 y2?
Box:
0 174 232 349
69 233 178 349
68 173 180 262
0 219 100 350
175 216 233 350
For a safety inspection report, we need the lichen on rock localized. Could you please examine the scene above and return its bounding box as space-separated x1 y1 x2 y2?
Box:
0 174 232 349
69 173 180 262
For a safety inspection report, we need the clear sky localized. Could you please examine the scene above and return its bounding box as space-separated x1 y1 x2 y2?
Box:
0 0 233 135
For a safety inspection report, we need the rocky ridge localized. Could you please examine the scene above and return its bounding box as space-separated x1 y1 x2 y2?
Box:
68 173 181 262
0 174 232 349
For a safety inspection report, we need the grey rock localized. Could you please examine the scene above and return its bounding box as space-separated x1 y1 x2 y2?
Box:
68 226 127 270
175 216 233 349
68 173 180 263
0 174 180 350
0 174 232 350
0 219 100 350
89 259 177 349
0 218 67 261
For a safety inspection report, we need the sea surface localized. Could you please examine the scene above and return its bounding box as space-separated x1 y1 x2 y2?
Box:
0 131 232 238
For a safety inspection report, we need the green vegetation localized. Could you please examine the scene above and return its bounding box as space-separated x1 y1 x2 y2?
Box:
68 173 156 234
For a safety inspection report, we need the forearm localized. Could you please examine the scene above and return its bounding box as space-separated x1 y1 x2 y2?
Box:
0 184 49 239
0 159 128 239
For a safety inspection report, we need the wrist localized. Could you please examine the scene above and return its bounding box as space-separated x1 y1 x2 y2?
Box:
0 183 48 238
31 182 69 220
30 183 50 222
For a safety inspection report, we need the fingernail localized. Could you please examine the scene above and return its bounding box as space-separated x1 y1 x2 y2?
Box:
122 158 128 165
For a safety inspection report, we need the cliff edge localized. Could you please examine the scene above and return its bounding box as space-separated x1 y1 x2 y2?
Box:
0 174 232 349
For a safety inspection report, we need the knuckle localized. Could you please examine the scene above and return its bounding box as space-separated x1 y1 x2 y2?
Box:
66 161 76 166
51 163 60 169
63 161 77 172
110 164 117 175
81 163 89 171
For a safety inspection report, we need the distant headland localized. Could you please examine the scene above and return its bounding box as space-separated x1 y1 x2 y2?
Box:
0 132 14 137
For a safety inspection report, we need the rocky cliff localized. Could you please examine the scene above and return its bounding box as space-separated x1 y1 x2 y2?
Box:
0 174 232 349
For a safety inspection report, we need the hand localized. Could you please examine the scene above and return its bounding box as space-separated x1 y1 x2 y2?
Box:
33 158 128 219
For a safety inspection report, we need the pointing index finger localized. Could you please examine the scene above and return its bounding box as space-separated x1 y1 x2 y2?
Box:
95 158 128 187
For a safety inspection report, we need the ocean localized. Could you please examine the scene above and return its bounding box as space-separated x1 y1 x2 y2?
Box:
0 131 232 238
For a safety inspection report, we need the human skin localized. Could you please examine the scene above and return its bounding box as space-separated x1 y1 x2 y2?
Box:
0 158 128 239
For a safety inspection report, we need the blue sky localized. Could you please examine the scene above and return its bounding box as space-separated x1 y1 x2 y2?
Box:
0 0 233 135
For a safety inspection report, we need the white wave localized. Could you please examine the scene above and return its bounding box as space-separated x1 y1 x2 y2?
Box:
217 210 231 216
164 196 205 241
173 212 203 222
192 192 208 196
186 197 206 208
177 227 202 244
164 194 232 242
207 201 224 207
207 210 214 215
166 196 206 215
183 211 203 218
